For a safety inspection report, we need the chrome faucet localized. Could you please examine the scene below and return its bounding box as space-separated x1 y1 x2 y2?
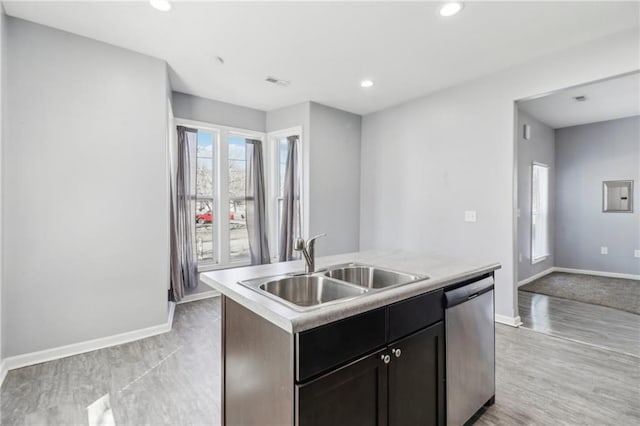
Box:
294 233 327 274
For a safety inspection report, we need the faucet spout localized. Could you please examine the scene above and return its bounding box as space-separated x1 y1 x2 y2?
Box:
294 233 327 274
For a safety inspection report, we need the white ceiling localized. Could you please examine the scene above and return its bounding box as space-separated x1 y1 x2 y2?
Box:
5 1 639 115
519 72 640 129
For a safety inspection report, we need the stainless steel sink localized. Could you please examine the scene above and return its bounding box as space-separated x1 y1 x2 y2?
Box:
239 263 427 311
240 274 367 311
324 263 427 289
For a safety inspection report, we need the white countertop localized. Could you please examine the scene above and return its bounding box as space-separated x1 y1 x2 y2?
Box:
200 250 501 333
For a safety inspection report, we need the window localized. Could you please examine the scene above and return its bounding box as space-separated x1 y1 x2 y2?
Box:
531 163 550 264
228 134 250 262
178 120 302 269
194 130 216 263
268 128 303 260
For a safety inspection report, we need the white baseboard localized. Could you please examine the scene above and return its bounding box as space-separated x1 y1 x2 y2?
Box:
495 314 523 327
553 267 639 281
518 267 555 287
178 290 219 304
0 358 7 388
3 302 176 373
177 279 219 304
518 267 639 287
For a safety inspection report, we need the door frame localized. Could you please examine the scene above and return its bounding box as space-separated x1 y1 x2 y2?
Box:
511 70 640 321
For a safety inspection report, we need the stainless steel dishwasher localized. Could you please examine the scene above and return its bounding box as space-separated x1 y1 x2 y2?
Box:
445 275 495 426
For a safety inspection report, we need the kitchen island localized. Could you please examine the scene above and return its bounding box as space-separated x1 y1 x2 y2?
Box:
201 250 501 426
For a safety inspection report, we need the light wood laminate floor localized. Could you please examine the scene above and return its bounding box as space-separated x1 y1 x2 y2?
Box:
1 297 639 425
1 299 221 425
477 325 639 425
519 290 640 357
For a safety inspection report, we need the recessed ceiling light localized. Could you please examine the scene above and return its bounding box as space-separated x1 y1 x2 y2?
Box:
439 2 464 17
361 80 374 88
149 0 171 12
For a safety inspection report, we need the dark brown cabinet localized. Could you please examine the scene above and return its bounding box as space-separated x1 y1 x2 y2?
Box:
388 322 445 426
296 321 445 426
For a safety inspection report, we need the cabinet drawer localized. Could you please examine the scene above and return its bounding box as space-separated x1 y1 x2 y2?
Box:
296 307 386 382
387 289 443 342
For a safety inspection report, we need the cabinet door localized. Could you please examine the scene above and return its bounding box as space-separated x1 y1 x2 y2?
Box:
388 322 445 426
297 348 388 426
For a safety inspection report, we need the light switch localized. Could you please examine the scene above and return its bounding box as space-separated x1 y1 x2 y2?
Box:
600 246 608 255
634 250 640 258
464 211 477 222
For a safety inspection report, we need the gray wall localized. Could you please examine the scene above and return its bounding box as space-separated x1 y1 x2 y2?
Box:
0 6 6 365
555 116 640 275
266 102 309 133
3 18 170 357
172 91 266 132
517 110 555 281
308 102 361 256
266 101 361 256
360 29 639 321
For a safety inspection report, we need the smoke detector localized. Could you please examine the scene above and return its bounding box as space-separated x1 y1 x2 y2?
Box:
265 76 290 87
573 95 587 102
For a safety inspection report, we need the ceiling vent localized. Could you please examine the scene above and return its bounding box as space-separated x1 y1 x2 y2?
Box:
266 76 290 87
573 95 587 102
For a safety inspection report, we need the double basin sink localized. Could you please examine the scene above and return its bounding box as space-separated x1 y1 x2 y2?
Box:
239 263 428 312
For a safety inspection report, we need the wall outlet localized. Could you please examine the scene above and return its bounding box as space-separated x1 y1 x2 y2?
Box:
600 246 608 255
464 210 477 222
634 250 640 258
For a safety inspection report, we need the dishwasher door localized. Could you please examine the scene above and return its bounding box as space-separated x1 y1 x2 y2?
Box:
445 277 495 426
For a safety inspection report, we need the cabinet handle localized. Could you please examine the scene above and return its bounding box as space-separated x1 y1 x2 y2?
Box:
392 348 401 358
380 354 391 364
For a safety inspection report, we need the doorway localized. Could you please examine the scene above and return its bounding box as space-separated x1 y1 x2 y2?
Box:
513 72 640 355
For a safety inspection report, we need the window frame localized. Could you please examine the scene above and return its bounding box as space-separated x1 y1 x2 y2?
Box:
175 118 266 272
530 161 550 264
266 126 304 262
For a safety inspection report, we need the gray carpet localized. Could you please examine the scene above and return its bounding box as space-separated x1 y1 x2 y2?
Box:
520 272 640 315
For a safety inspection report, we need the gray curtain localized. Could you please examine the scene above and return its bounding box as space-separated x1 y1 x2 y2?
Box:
279 135 300 262
245 139 271 265
170 126 198 302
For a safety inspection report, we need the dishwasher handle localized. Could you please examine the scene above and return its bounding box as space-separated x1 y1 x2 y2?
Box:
444 276 494 308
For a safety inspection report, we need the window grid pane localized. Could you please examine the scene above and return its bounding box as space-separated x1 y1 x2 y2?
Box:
274 136 301 260
195 131 215 263
228 135 250 262
278 139 288 197
531 164 549 262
